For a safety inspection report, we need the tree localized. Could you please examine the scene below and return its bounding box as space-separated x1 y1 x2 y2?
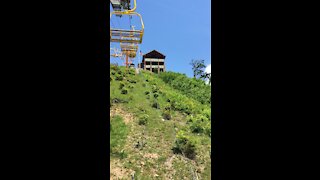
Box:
190 59 206 79
201 72 211 85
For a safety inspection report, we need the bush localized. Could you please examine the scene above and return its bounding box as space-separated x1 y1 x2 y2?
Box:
138 106 146 112
119 82 125 89
117 69 122 75
153 93 159 99
138 114 149 125
152 101 160 109
162 110 171 120
190 121 205 133
164 103 171 111
121 89 128 94
128 69 135 75
115 74 124 81
173 130 197 160
202 108 211 120
188 114 210 134
151 85 159 93
128 84 134 89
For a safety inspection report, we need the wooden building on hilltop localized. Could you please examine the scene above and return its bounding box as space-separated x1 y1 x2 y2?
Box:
139 50 166 74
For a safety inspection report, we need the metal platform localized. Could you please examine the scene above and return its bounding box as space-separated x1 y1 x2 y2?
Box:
110 29 143 43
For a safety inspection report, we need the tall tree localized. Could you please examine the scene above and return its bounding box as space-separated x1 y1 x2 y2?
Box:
190 59 206 79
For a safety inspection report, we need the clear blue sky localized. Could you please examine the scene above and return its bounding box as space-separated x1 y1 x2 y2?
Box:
110 0 211 77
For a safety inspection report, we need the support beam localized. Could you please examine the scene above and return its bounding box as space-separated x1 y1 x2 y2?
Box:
125 52 128 69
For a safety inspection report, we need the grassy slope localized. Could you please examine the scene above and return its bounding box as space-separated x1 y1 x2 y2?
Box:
110 65 211 179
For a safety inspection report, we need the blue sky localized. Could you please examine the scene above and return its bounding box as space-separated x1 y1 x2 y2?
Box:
110 0 211 77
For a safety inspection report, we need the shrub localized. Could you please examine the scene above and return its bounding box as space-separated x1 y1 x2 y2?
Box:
121 89 128 94
153 93 159 99
202 108 211 120
188 114 210 134
115 74 124 81
128 84 134 89
162 110 171 120
151 85 159 93
190 120 205 133
138 106 146 112
128 69 135 75
117 69 122 75
152 101 160 109
119 82 125 89
144 91 150 95
164 103 171 111
173 130 197 160
138 114 149 125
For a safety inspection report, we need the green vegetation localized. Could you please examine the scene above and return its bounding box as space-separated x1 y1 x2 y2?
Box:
158 71 211 105
110 64 211 179
110 115 128 159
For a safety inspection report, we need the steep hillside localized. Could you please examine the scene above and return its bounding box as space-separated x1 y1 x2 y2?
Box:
110 65 211 179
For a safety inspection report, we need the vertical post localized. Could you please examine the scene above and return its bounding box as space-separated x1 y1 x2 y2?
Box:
144 58 146 70
125 51 128 69
158 60 160 74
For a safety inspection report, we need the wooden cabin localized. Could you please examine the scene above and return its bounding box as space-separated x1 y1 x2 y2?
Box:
140 50 166 74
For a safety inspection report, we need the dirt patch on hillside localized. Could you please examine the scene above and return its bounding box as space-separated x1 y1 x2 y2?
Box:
143 153 159 159
110 159 134 180
110 105 135 124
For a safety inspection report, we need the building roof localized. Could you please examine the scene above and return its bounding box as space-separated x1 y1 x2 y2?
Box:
142 50 166 60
